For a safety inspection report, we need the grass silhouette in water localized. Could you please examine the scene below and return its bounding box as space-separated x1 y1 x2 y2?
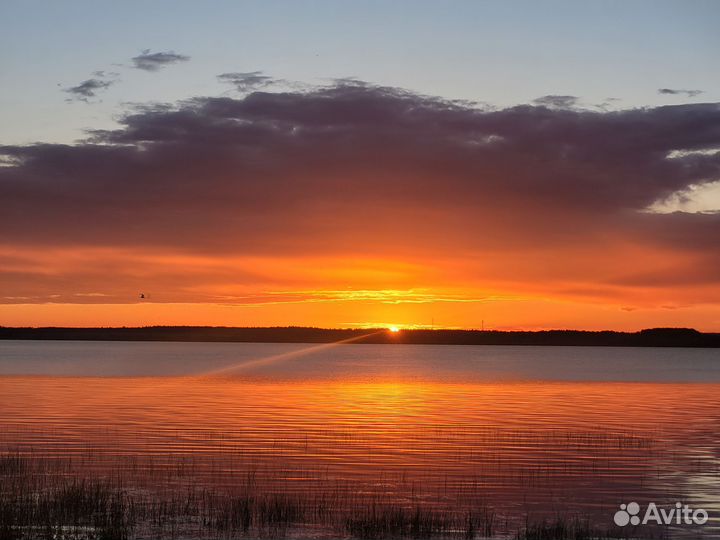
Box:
0 452 652 539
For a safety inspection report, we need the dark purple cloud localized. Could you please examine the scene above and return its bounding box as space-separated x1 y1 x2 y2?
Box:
532 95 579 109
2 82 719 262
218 71 277 92
64 78 116 102
131 50 190 71
658 88 703 98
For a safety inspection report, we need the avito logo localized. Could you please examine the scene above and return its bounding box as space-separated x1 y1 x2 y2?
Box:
614 502 708 527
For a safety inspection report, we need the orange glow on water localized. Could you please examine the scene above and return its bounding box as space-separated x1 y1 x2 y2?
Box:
2 375 718 498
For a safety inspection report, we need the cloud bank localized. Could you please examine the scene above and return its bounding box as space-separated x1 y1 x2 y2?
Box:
2 82 720 315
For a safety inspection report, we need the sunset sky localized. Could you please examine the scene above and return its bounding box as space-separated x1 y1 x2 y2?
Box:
1 1 720 330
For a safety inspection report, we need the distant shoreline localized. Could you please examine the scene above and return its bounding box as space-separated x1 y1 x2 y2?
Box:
1 326 718 348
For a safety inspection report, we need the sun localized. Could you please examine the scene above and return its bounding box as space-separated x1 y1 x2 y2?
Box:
388 326 400 333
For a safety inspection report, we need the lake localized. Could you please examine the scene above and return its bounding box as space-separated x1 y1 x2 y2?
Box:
1 340 718 539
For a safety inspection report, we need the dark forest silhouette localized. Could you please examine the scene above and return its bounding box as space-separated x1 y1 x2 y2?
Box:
1 326 718 347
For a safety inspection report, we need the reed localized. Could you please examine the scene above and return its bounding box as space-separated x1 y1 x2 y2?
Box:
0 452 660 539
515 516 639 540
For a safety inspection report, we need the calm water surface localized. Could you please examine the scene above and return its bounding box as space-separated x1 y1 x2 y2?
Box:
1 341 719 538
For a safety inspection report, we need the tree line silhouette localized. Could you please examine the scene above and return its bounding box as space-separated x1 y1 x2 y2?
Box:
1 326 718 347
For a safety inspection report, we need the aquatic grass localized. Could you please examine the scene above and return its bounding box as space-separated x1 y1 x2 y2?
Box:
0 453 498 539
0 450 672 539
0 478 134 540
515 515 646 540
0 453 26 476
344 505 499 539
344 504 446 538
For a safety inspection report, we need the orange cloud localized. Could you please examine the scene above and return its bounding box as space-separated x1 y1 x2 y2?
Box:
1 83 719 329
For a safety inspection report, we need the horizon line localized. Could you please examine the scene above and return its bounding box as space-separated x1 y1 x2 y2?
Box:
0 325 715 334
